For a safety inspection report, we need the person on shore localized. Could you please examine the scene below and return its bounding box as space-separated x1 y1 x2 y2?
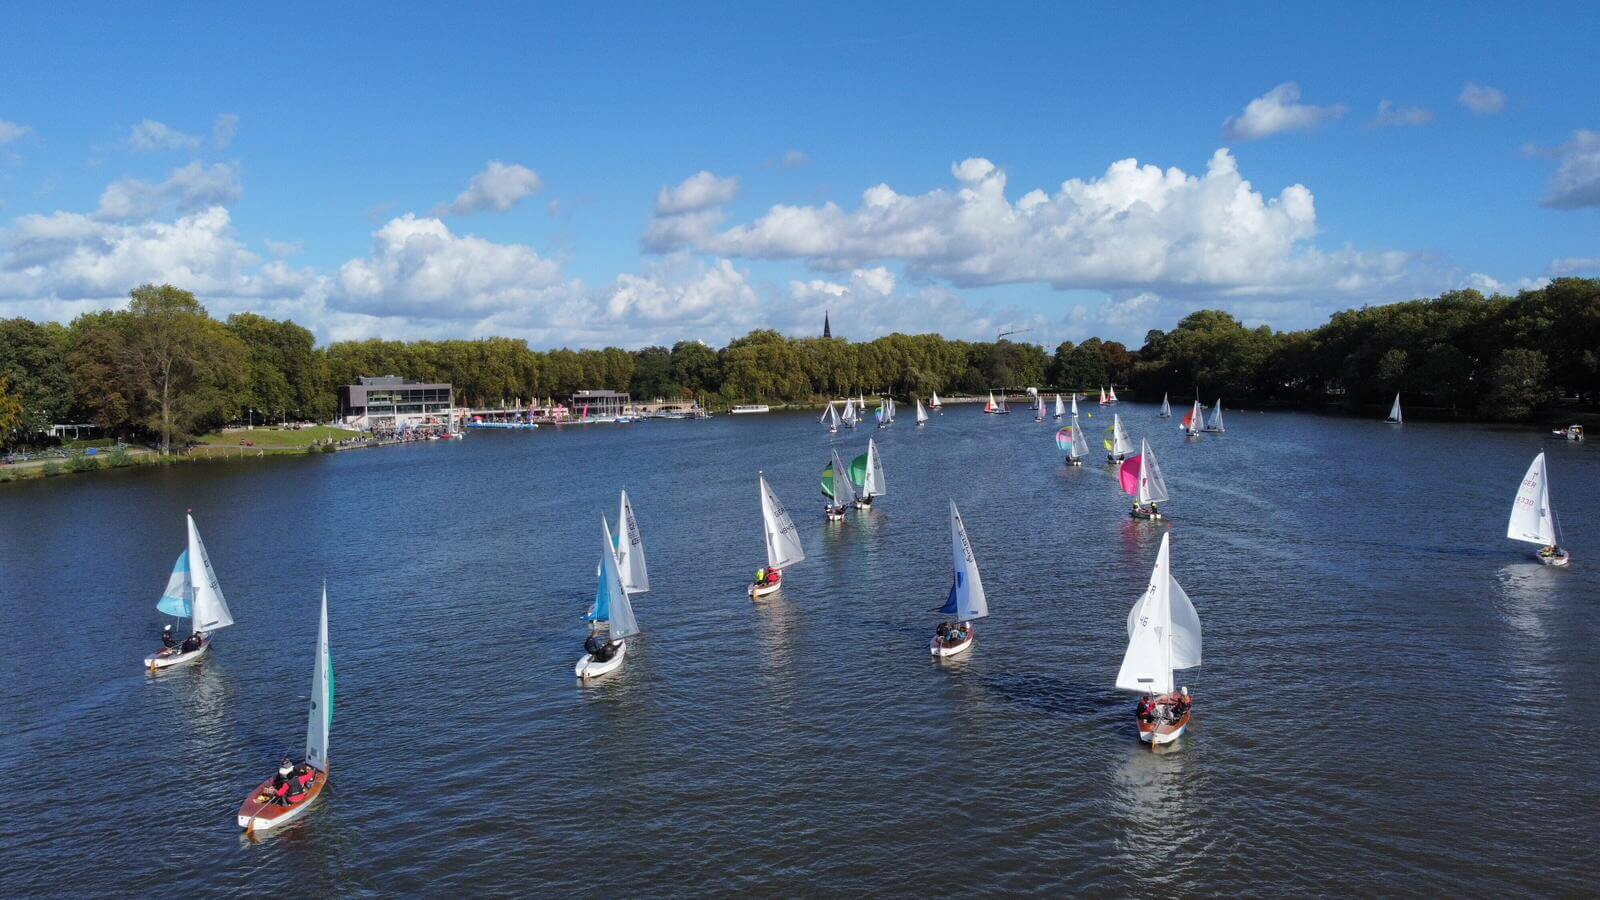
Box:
161 625 177 649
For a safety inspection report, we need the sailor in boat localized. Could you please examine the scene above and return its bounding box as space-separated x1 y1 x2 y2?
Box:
752 566 782 591
1137 689 1191 728
257 757 315 808
180 631 204 654
161 625 177 650
583 633 620 663
933 620 969 648
1538 544 1569 563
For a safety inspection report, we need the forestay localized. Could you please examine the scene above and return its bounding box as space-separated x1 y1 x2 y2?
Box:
304 584 333 772
1117 534 1201 695
186 515 234 632
939 501 989 621
759 474 806 569
1506 452 1557 546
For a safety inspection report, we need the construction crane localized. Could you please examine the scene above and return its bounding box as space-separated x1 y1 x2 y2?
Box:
996 327 1033 341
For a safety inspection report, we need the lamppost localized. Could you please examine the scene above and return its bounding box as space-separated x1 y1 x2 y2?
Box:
248 407 255 429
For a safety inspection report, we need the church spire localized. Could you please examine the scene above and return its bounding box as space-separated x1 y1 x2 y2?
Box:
823 309 831 339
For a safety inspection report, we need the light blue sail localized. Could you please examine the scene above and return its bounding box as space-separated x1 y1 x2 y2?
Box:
156 549 191 618
595 515 639 638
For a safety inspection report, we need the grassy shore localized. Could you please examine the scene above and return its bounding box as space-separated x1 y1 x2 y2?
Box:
195 426 358 450
1 426 360 485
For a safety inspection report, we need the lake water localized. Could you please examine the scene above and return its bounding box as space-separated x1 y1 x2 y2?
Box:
3 402 1596 895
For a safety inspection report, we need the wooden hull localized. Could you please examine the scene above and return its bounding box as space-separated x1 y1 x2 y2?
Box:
1138 694 1192 746
575 639 627 679
144 636 210 671
238 769 326 831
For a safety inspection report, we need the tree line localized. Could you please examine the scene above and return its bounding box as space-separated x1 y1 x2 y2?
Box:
2 279 1597 450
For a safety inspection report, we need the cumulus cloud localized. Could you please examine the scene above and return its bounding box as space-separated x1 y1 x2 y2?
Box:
1223 82 1347 141
127 119 202 152
0 120 32 144
655 171 740 216
1370 100 1434 128
212 114 240 150
95 162 242 222
433 161 543 216
1533 130 1600 209
1458 83 1506 115
331 214 565 318
606 255 758 325
1550 256 1600 276
649 150 1412 302
1464 272 1549 295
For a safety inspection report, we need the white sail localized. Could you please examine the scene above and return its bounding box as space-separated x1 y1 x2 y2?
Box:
821 402 839 427
1137 438 1169 505
1206 399 1225 432
617 491 649 595
186 515 234 632
1387 394 1402 423
1099 388 1107 404
1507 453 1557 546
931 391 941 407
304 584 332 772
1111 414 1133 456
1117 533 1201 695
986 391 996 411
915 399 929 423
1160 393 1171 417
759 474 806 570
1054 394 1065 417
829 449 857 507
1184 400 1202 435
1071 394 1079 417
1070 417 1089 458
1109 385 1119 403
842 399 856 425
944 501 989 621
598 516 640 638
863 438 888 497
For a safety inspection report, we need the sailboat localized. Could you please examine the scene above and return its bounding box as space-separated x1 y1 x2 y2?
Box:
1181 400 1202 437
1056 420 1089 466
1033 395 1044 422
930 391 942 410
915 398 929 425
751 473 806 598
931 501 989 657
577 515 642 677
852 438 887 508
1108 385 1119 404
1385 393 1403 424
1054 394 1065 419
822 448 857 520
984 392 998 414
1203 399 1225 434
1121 438 1170 520
997 392 1011 414
882 397 896 427
1071 394 1080 418
1507 452 1571 566
145 513 235 671
1099 387 1108 406
588 490 648 623
841 398 858 429
875 400 887 428
237 584 332 832
1104 413 1134 463
1159 393 1172 418
1117 533 1201 747
820 402 840 433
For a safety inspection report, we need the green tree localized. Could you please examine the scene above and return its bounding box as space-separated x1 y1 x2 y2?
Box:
1484 348 1553 419
116 284 247 453
0 376 25 448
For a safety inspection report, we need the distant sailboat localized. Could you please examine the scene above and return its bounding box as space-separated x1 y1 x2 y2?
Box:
1053 393 1065 419
1034 395 1044 422
842 399 858 429
930 391 943 410
238 584 332 832
1386 394 1403 424
1507 452 1570 566
915 398 929 425
1108 385 1119 404
984 392 998 414
751 473 806 598
577 516 641 677
1121 438 1170 520
1181 400 1202 437
852 438 887 509
820 402 840 433
997 392 1011 414
1159 393 1172 418
1117 533 1201 747
1056 421 1089 466
1071 394 1080 418
823 448 857 520
1203 399 1225 433
145 513 235 672
1104 413 1134 463
1099 387 1108 406
931 501 989 658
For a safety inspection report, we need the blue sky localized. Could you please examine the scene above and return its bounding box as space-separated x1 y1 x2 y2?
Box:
1 3 1596 348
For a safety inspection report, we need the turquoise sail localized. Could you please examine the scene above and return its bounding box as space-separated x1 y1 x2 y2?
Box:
597 516 639 638
156 549 191 619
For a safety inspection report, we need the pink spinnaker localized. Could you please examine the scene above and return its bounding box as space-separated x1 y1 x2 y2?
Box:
1119 454 1143 496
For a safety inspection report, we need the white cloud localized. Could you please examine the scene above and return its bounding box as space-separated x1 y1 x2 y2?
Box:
1101 291 1162 327
127 119 202 152
651 150 1413 302
1464 272 1549 294
264 238 303 258
212 114 240 151
783 267 1041 342
1370 100 1434 128
1550 257 1600 275
331 214 565 318
433 160 543 216
778 149 809 169
606 255 758 325
1223 82 1347 141
0 120 32 144
95 162 242 221
1458 83 1506 115
1534 130 1600 210
654 170 740 215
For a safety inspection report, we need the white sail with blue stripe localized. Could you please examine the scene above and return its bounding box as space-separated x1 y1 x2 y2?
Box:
938 501 989 621
591 515 639 639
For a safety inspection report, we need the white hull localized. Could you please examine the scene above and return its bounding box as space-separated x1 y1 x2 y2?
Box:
575 639 627 679
854 497 873 509
748 579 782 599
144 637 210 670
1536 549 1572 567
825 507 846 521
930 630 974 657
1140 721 1186 745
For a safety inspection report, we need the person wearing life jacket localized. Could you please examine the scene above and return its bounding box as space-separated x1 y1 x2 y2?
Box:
755 567 767 586
584 633 613 662
180 631 203 653
268 758 295 806
286 762 315 803
161 625 177 649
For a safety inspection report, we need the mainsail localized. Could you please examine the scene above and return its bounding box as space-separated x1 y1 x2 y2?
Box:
826 449 857 507
304 584 333 773
1206 400 1225 432
820 403 839 428
617 490 649 594
1116 533 1201 695
1104 414 1133 456
1387 394 1403 423
1160 393 1172 417
930 391 942 407
985 392 997 412
759 474 806 569
594 516 640 638
1507 452 1558 546
1182 400 1202 436
939 501 989 621
1054 394 1065 418
915 399 929 423
1119 438 1169 505
186 515 234 633
859 438 887 498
